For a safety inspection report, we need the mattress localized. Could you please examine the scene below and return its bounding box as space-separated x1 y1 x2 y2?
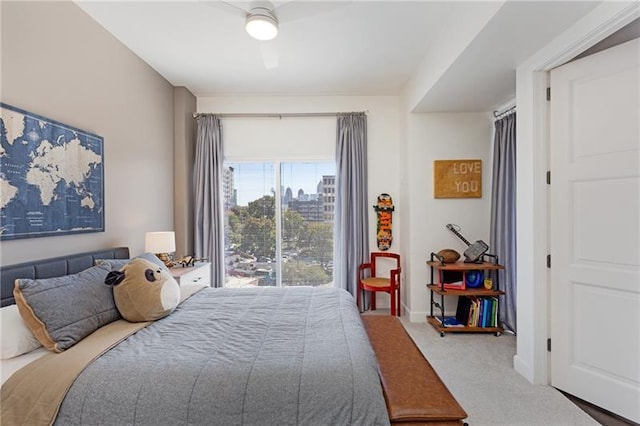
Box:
4 286 390 426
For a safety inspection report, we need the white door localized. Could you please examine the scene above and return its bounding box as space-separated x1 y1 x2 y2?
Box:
550 38 639 423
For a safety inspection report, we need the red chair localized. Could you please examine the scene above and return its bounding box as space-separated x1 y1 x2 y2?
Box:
357 252 401 316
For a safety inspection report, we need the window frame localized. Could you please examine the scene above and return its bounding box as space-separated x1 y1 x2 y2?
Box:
223 158 335 288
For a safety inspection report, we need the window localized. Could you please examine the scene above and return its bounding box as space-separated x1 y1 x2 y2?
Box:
224 161 335 288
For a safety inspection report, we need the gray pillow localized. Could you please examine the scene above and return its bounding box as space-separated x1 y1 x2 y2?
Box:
13 264 121 352
95 252 168 272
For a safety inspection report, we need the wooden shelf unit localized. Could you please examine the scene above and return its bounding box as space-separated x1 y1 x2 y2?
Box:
427 257 505 336
427 284 504 297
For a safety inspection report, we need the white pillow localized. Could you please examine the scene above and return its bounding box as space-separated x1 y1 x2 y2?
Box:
0 304 42 359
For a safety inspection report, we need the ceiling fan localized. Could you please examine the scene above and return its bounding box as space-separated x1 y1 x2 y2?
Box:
204 1 344 69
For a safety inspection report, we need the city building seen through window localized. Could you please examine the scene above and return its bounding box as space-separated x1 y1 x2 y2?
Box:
223 162 335 288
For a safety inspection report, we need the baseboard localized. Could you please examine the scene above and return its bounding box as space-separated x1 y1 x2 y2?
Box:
407 310 427 323
514 354 534 384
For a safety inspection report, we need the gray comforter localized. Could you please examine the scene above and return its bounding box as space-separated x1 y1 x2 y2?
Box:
55 287 390 425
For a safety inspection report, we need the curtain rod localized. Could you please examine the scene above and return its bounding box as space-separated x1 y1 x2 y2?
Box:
493 105 516 120
192 111 368 119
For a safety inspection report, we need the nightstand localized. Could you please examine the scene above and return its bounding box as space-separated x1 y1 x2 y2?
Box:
170 262 211 287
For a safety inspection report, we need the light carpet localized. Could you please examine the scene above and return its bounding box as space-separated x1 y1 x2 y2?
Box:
368 311 599 425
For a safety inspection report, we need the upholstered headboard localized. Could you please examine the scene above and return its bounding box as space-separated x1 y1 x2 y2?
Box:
0 247 130 307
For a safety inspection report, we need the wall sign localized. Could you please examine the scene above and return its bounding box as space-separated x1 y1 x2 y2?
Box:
434 159 482 198
0 103 104 240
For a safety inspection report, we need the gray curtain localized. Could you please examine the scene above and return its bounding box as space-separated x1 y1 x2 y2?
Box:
334 112 369 298
194 115 225 288
490 112 517 332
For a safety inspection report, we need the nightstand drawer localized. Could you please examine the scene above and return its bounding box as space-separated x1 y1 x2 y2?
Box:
171 263 211 287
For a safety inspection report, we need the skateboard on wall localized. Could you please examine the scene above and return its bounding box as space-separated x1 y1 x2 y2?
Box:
373 193 394 251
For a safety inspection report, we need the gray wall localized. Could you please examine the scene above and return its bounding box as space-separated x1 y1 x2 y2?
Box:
1 1 175 265
573 18 639 61
173 87 196 258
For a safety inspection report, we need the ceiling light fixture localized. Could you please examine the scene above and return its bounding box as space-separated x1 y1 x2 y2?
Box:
245 6 279 41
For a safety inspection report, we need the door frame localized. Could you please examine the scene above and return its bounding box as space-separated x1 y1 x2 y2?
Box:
514 2 639 386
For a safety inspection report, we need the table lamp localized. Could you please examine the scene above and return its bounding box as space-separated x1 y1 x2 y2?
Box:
145 231 176 267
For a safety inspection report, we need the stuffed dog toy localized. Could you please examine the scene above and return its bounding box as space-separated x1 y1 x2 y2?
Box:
105 258 180 322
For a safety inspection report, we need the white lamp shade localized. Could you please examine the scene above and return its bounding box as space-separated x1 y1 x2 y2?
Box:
145 231 176 253
246 13 278 41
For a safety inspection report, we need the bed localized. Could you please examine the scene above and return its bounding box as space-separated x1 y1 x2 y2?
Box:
0 248 390 425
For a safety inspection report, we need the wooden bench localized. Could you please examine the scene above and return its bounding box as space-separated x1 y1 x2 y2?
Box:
362 316 468 425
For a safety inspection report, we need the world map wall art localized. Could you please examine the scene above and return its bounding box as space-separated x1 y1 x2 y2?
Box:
0 103 104 240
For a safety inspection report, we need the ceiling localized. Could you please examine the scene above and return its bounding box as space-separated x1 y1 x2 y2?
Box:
74 1 602 112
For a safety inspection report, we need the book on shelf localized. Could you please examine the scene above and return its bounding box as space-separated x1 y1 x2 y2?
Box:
455 297 472 325
491 297 499 327
479 299 485 327
466 298 475 327
439 270 465 290
435 316 465 327
482 298 491 327
453 296 500 328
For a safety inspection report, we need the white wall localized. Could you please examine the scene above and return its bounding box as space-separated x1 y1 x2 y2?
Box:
197 95 403 264
403 113 494 321
404 1 504 112
199 96 495 318
0 2 175 265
